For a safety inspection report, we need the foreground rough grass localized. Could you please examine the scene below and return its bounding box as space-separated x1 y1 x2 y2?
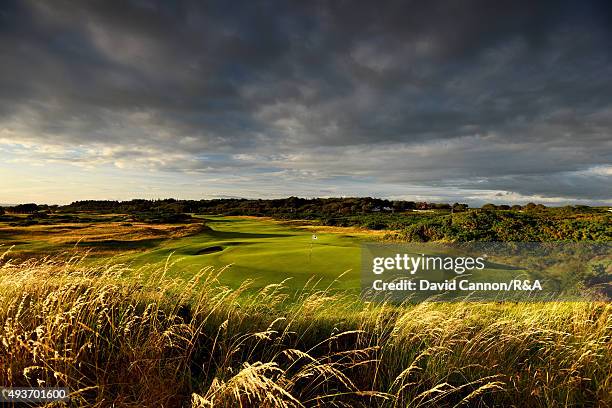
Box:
0 251 610 407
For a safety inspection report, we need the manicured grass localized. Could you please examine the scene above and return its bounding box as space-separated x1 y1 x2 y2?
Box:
121 216 369 291
1 215 577 296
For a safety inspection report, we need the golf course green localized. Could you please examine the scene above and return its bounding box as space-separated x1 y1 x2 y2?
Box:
124 216 371 291
118 216 561 299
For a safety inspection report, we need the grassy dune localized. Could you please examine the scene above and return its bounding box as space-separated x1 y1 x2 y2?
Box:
0 251 610 407
0 219 207 258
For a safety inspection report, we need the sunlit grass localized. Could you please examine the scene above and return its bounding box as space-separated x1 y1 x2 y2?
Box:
0 250 610 407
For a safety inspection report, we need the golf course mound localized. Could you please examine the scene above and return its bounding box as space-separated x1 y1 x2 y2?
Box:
195 245 224 255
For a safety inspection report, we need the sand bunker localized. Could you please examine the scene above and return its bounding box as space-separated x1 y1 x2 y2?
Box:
195 245 224 255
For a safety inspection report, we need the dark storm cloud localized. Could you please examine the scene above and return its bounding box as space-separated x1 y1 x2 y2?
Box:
0 0 611 202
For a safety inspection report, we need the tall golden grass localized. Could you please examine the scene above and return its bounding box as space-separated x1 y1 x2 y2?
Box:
0 249 610 407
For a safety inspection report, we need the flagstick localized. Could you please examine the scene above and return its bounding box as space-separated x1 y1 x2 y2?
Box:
309 233 317 272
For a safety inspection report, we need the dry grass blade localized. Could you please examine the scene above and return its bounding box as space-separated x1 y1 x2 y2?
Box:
0 252 609 407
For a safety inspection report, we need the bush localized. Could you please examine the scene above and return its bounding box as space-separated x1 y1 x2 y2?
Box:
398 210 611 242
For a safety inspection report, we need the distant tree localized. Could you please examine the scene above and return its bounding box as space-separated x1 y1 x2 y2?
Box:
511 205 522 211
12 203 39 214
452 203 469 212
431 203 451 210
481 203 497 210
391 201 404 212
0 207 4 215
498 204 511 210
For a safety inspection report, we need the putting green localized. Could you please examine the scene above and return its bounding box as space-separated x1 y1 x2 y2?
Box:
123 216 370 291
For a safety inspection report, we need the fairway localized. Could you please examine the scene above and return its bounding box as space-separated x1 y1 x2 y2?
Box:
122 216 369 291
1 214 590 297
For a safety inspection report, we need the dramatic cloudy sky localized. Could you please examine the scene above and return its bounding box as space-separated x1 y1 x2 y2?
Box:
1 0 611 205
